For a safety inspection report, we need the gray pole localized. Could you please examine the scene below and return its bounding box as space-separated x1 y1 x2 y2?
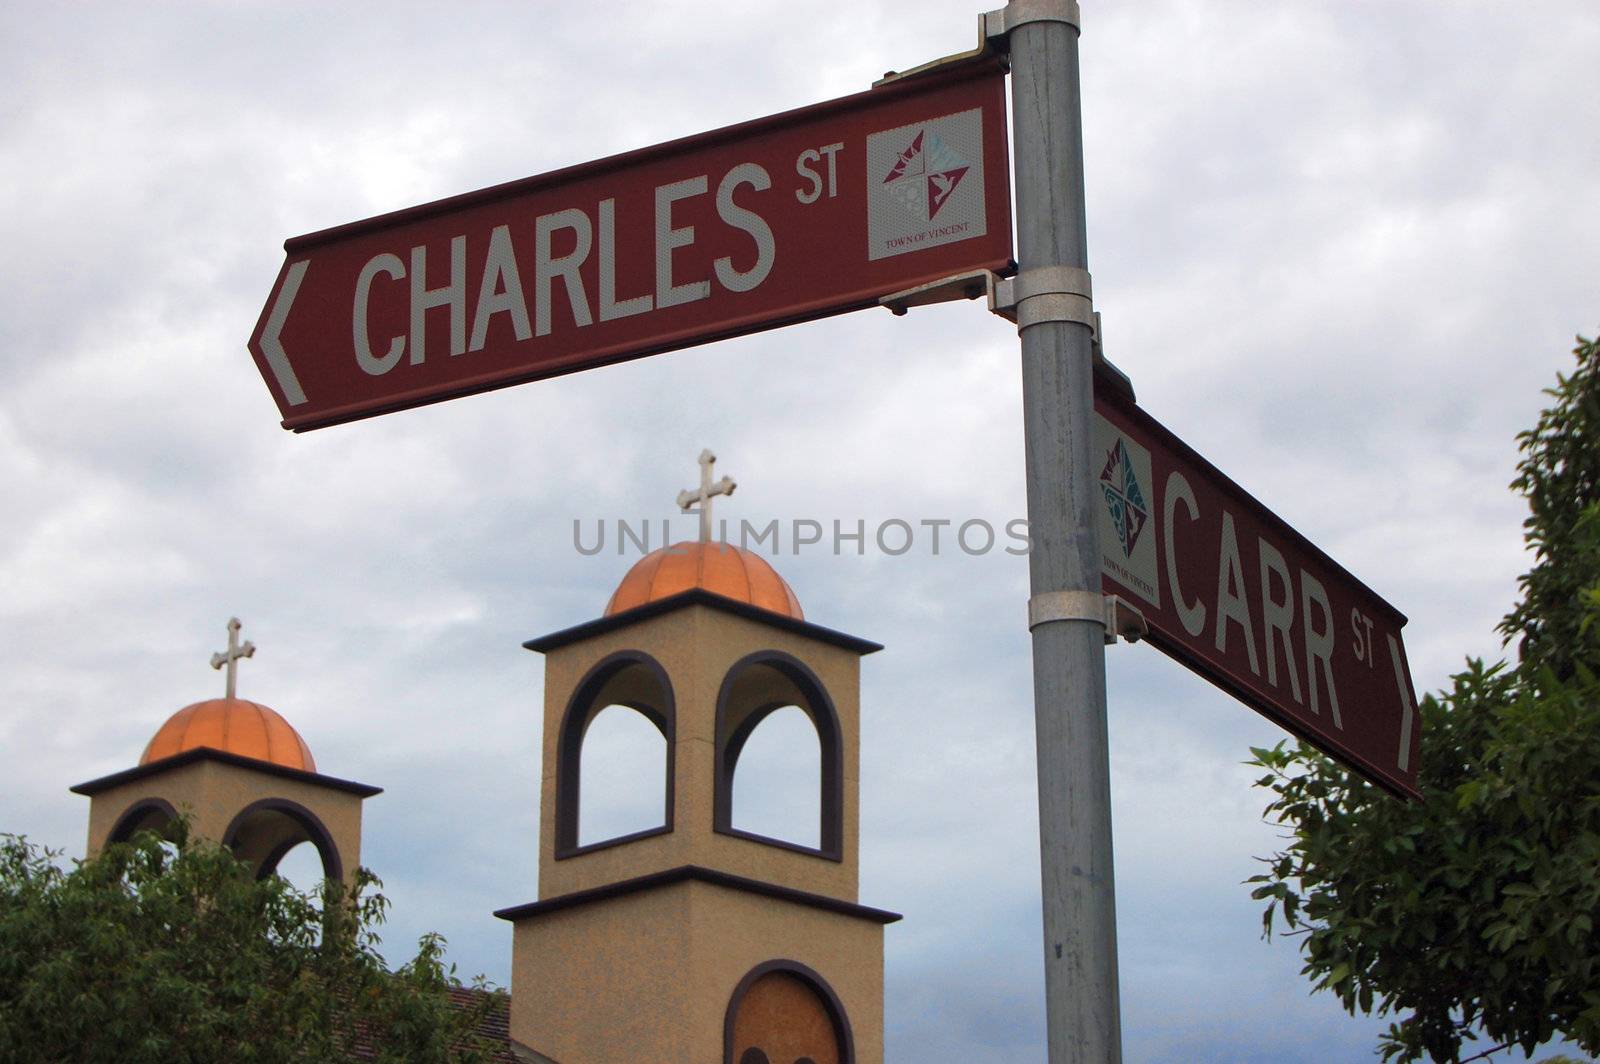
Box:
996 1 1122 1059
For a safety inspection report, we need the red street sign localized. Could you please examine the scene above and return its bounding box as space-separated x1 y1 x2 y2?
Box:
1092 389 1423 798
247 59 1012 431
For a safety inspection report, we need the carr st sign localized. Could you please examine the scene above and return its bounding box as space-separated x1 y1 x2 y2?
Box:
1093 386 1422 798
248 59 1011 431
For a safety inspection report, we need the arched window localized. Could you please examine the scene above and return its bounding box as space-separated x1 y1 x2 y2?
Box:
730 705 821 850
579 704 669 845
715 651 843 861
106 798 181 846
222 798 344 883
555 651 675 858
271 840 329 896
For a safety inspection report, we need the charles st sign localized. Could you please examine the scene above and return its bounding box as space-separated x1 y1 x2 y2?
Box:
248 59 1011 432
1093 387 1422 798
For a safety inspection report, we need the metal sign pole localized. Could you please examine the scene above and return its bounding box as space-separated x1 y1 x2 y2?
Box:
989 1 1123 1059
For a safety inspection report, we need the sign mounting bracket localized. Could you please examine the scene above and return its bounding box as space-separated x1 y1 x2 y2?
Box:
982 0 1082 46
874 18 1005 88
878 264 1095 332
878 268 998 315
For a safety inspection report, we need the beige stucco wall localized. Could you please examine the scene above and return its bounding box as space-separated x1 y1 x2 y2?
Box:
509 878 884 1064
536 604 865 903
83 757 365 886
508 881 693 1064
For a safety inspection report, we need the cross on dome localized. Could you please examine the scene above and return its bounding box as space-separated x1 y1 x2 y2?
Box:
676 448 736 543
210 617 256 699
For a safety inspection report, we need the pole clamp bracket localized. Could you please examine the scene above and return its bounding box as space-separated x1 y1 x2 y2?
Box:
1028 590 1103 632
1028 591 1149 645
990 265 1095 332
983 0 1082 47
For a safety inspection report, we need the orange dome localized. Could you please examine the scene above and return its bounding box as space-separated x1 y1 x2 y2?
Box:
605 541 803 620
140 698 316 772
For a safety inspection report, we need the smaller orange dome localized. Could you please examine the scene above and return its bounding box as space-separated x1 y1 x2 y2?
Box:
606 541 803 620
140 698 316 772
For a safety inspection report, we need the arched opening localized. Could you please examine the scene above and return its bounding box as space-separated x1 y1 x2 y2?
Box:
724 960 854 1064
555 651 675 858
715 651 843 860
105 799 186 873
266 839 331 940
222 798 343 884
271 840 329 896
730 706 821 850
579 704 669 846
106 798 181 846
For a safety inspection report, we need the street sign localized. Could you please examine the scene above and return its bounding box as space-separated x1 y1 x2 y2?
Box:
247 58 1012 431
1092 388 1423 798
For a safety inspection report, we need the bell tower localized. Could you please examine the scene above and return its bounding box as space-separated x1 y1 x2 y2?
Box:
496 457 898 1064
70 618 380 887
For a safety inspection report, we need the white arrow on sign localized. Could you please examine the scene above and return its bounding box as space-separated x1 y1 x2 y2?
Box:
260 261 309 407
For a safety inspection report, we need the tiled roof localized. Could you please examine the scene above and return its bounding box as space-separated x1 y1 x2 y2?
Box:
342 985 534 1063
445 986 521 1063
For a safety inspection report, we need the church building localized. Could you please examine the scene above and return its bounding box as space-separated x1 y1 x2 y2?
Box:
68 459 900 1064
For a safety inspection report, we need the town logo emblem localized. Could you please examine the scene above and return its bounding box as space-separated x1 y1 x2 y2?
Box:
881 129 971 222
866 107 988 261
1091 416 1161 606
1099 438 1149 558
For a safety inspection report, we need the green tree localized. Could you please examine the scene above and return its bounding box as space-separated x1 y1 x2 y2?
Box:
0 824 505 1064
1501 336 1600 678
1247 334 1600 1063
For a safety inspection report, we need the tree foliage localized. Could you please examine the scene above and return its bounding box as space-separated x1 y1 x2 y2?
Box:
1502 336 1600 678
0 824 505 1064
1248 334 1600 1063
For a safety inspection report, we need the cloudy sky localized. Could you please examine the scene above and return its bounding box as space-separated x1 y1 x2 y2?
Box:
4 2 1598 1061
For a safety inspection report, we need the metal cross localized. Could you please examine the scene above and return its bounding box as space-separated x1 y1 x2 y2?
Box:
676 449 736 542
210 617 256 699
